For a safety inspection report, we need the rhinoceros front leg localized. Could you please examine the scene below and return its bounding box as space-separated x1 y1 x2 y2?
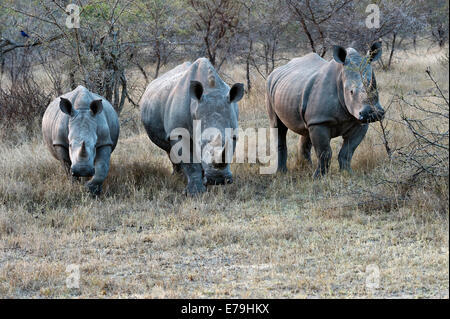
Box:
181 163 206 195
54 145 79 182
86 146 112 196
338 124 368 173
268 103 288 172
309 125 332 178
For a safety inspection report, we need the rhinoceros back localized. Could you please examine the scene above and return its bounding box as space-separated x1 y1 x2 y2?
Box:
266 53 329 132
268 53 326 112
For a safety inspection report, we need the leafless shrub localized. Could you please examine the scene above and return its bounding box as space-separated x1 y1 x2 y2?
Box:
397 68 449 180
352 69 449 215
0 49 52 140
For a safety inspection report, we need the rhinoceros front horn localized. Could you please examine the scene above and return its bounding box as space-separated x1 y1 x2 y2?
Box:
217 139 229 164
224 140 229 163
80 141 88 158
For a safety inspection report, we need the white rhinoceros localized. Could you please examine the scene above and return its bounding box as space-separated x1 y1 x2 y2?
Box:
140 58 244 195
42 85 119 195
266 42 385 177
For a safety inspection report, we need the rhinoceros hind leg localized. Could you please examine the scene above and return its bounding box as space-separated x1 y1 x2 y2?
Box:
275 119 288 173
267 95 288 173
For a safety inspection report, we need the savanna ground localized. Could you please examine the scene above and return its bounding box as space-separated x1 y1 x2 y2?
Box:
0 46 448 298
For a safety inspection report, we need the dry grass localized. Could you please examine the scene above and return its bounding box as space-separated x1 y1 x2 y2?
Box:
0 46 448 298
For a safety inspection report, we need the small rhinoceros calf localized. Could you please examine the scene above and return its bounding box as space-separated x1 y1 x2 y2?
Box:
42 86 120 195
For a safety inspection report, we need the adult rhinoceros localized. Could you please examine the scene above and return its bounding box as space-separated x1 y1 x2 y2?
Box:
42 85 120 195
140 58 244 195
266 42 385 177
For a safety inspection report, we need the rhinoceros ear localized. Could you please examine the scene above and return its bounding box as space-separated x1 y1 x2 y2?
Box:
59 97 74 116
190 81 204 101
368 41 382 63
228 83 244 103
90 99 103 116
333 45 347 65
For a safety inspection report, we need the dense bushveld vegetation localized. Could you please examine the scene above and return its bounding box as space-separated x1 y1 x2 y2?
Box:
0 0 448 298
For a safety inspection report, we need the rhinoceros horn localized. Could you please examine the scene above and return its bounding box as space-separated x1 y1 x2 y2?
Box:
213 139 228 165
80 141 88 158
221 139 228 164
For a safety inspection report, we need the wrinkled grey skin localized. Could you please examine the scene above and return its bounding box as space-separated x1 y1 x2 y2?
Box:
42 86 120 195
140 58 244 195
266 42 385 177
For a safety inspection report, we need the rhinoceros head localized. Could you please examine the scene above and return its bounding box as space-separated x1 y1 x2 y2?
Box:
59 97 103 177
189 80 244 185
333 42 385 123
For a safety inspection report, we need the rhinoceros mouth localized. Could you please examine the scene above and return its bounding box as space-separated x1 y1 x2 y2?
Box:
203 166 233 185
358 110 385 123
71 165 95 177
205 176 233 185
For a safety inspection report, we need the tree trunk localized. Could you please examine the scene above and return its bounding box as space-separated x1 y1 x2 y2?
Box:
117 71 127 115
246 40 253 94
387 32 397 69
270 41 276 75
437 26 445 48
154 40 161 79
155 55 161 79
263 43 269 76
135 61 149 85
69 70 76 90
0 55 4 78
298 14 316 53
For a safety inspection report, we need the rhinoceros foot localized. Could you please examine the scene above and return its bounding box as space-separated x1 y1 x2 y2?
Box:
184 182 206 196
86 181 102 196
313 169 326 180
277 166 288 173
339 168 353 176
